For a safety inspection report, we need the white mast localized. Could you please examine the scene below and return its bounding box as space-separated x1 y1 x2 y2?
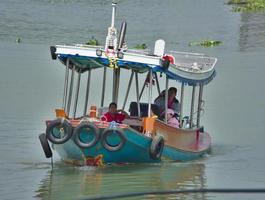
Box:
111 2 116 28
105 2 118 51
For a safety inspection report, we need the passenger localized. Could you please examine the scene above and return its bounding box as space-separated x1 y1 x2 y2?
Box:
154 87 180 118
166 108 179 128
101 102 129 123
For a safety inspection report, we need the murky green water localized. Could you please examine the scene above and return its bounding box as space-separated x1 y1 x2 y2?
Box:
1 0 265 199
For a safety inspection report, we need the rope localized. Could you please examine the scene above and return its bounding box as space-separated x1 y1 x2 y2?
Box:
82 188 265 200
50 156 53 171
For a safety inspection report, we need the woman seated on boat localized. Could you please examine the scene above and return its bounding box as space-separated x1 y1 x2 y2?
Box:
154 87 180 119
166 108 179 128
101 102 129 123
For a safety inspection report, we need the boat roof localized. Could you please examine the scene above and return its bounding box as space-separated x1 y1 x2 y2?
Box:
52 44 217 86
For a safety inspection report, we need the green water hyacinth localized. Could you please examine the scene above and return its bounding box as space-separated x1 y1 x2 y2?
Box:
189 40 222 47
86 37 99 46
16 37 21 43
134 43 147 49
227 0 265 12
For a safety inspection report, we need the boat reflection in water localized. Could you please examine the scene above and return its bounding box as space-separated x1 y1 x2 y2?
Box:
35 162 208 200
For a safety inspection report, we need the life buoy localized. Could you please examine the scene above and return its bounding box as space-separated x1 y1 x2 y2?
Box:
101 128 126 151
150 135 164 160
46 118 73 144
73 121 100 148
39 133 53 158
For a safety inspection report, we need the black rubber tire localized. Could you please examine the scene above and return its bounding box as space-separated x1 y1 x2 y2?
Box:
101 128 126 152
46 118 73 144
150 135 164 160
39 133 53 158
73 121 100 148
50 46 57 60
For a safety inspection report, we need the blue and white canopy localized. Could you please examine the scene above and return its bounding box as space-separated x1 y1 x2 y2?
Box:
51 44 217 86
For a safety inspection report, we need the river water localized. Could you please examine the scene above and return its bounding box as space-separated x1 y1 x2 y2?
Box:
1 0 265 199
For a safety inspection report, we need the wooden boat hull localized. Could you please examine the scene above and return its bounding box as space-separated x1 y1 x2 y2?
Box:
48 120 161 166
154 120 211 161
162 145 209 161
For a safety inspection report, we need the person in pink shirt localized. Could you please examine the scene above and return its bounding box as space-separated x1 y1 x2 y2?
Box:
166 108 179 128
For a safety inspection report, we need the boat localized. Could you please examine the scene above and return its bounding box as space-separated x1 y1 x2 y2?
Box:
39 2 217 166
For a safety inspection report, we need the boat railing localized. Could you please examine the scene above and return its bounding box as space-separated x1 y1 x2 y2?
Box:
123 117 143 127
125 48 151 55
168 50 217 72
73 43 104 49
66 44 153 56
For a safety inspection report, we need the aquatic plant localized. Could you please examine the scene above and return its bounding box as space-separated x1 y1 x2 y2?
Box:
134 43 147 49
227 0 265 12
86 37 99 46
227 0 248 5
189 40 222 47
16 37 22 43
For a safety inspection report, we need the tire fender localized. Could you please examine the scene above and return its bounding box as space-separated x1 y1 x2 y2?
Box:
46 118 73 144
150 135 164 160
101 128 126 152
73 121 100 148
39 133 53 158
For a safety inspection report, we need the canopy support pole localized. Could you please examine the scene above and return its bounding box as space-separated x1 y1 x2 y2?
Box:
135 72 141 117
112 70 116 103
154 72 161 95
66 65 75 116
179 83 185 128
83 69 91 116
197 83 204 128
139 71 150 100
115 68 120 104
73 70 81 119
164 77 169 123
148 69 153 117
139 81 146 100
190 86 196 128
139 72 160 100
122 70 134 110
62 58 69 111
101 66 107 107
112 68 120 104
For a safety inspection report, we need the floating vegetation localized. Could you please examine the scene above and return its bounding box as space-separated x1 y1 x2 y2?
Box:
16 37 22 43
86 37 99 46
46 0 74 4
189 40 222 47
227 0 265 12
134 43 147 49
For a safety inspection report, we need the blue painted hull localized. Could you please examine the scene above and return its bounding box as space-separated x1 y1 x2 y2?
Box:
154 120 211 161
162 145 209 161
53 127 160 165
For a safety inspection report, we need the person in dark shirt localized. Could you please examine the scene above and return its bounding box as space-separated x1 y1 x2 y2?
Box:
154 87 180 116
101 102 129 123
